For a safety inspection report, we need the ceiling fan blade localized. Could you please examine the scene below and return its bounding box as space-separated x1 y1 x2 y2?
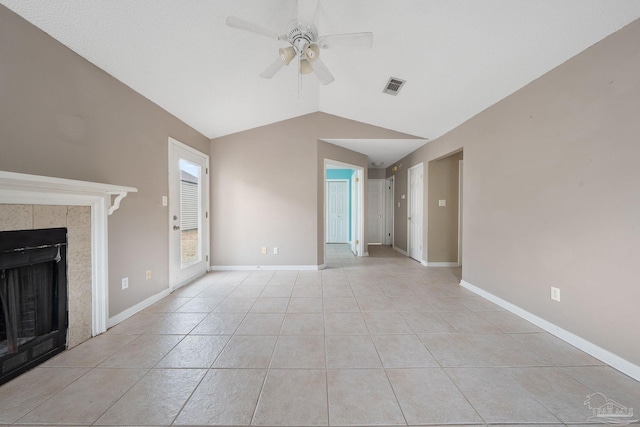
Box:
226 16 286 40
310 58 335 85
297 0 318 30
318 32 374 49
259 57 286 79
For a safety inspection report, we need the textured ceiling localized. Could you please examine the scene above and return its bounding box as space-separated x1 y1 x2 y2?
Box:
2 1 640 153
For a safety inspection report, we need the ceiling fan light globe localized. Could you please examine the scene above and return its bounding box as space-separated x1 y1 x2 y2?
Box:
299 59 313 74
279 46 296 65
305 44 320 62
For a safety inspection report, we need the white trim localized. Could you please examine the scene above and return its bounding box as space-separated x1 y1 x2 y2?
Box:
420 260 428 267
460 279 640 382
0 171 137 337
407 163 424 262
457 159 463 266
107 289 171 328
427 262 459 267
211 265 325 271
393 246 408 256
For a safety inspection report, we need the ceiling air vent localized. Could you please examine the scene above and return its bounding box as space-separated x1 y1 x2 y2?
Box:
383 77 406 96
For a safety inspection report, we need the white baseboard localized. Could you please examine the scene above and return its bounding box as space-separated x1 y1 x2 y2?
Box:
460 279 640 382
427 262 459 267
393 246 408 256
363 251 370 257
210 264 325 271
421 260 428 267
108 288 171 328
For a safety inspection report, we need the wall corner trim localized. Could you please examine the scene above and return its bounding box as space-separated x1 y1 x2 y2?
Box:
107 288 171 328
210 265 325 271
460 279 640 382
393 246 408 256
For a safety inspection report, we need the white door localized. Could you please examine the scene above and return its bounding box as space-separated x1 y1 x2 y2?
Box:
384 176 394 245
326 180 349 243
408 163 423 262
168 138 209 291
367 179 384 244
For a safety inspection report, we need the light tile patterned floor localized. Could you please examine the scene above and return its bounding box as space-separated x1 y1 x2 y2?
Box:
1 244 639 426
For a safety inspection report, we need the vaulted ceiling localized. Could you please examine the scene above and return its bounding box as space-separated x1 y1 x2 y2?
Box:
3 1 640 149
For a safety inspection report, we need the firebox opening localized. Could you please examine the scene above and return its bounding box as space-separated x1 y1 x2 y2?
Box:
0 228 68 385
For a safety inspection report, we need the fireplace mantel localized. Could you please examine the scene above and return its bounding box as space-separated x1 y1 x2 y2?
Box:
0 171 137 336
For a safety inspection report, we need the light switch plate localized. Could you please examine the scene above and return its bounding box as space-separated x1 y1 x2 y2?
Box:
439 200 447 207
162 196 168 206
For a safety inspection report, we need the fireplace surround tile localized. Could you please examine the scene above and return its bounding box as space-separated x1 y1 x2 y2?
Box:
1 204 92 349
33 205 68 228
0 204 32 231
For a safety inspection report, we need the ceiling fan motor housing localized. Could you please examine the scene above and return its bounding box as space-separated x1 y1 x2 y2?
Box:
287 21 318 58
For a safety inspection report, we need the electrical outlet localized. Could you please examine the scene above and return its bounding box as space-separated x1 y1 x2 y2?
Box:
121 277 129 290
551 286 561 302
261 246 267 254
273 247 279 255
146 270 152 280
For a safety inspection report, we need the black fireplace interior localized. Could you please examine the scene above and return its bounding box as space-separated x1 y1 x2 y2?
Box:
0 228 67 385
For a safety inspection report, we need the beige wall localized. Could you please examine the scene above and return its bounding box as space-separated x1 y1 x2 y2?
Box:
210 112 415 267
0 6 210 317
428 151 463 263
368 168 386 179
389 18 640 366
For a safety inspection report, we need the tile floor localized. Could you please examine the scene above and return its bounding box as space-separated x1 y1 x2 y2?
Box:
1 244 639 426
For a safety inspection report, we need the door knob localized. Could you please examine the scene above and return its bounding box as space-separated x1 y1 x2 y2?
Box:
173 215 178 220
173 225 180 230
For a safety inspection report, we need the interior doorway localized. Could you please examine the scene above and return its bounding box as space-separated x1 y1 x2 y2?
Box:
427 150 463 267
324 160 365 259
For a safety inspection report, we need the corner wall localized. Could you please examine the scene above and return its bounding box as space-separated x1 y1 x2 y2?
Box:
389 18 640 369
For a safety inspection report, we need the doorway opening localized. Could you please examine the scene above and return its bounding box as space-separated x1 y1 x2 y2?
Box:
427 150 463 267
324 159 365 261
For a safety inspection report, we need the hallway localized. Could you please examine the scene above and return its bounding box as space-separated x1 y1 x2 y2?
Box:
0 245 638 426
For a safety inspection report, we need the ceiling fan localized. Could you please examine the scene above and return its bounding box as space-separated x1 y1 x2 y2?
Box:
226 0 373 85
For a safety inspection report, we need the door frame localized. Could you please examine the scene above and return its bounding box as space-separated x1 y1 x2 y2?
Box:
407 163 424 264
326 179 350 243
458 159 463 266
168 137 210 291
324 159 365 259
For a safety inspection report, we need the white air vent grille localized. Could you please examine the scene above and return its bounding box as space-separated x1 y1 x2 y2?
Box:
383 77 406 95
